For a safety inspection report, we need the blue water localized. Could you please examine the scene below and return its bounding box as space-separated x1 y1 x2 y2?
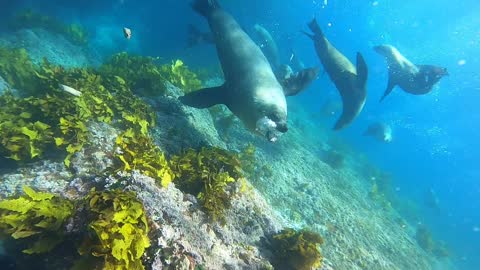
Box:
2 0 480 269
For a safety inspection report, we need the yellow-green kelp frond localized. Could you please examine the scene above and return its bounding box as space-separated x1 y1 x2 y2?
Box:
99 52 167 96
269 228 324 270
100 52 202 95
159 59 202 94
114 129 173 188
0 48 156 167
79 189 151 270
170 147 243 223
0 186 74 254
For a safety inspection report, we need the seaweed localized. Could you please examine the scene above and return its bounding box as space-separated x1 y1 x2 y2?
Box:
170 147 243 223
0 186 74 254
415 225 435 252
78 189 150 270
0 48 156 167
0 46 38 95
0 187 151 270
114 129 173 188
268 228 324 270
159 59 202 94
100 52 202 95
99 52 167 96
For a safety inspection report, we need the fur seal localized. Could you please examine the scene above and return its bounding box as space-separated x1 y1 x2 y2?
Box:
184 22 318 96
304 19 368 130
253 24 280 70
276 64 320 96
374 44 448 102
363 122 392 143
180 0 288 142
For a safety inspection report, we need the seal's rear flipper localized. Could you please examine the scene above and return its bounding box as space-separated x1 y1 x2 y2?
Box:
191 0 220 17
333 53 368 130
179 85 228 108
379 79 395 102
307 18 324 37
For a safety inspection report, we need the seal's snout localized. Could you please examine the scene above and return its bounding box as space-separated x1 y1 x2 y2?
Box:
276 122 288 133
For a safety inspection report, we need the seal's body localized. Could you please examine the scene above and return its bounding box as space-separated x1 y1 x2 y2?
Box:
180 0 288 142
374 45 448 101
304 19 368 130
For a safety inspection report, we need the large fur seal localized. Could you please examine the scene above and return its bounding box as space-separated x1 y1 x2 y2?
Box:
374 44 448 102
180 0 289 142
304 19 368 130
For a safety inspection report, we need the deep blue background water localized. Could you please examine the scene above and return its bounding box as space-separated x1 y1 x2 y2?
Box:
3 0 480 269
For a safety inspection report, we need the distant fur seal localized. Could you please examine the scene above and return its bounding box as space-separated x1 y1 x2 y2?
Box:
304 19 368 130
374 44 448 102
289 49 305 71
363 122 392 143
253 24 280 70
180 0 289 142
276 64 320 96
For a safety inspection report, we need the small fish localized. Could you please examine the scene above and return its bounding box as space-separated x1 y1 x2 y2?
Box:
59 84 82 97
123 27 132 39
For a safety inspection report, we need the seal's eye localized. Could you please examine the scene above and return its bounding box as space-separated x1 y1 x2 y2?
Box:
269 114 279 122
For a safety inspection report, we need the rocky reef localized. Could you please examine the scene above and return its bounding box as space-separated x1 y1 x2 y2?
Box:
0 14 454 270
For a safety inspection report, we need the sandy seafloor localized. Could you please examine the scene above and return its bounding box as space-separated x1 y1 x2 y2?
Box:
0 28 457 270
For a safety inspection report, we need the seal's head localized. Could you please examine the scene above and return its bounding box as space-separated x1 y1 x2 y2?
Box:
255 116 287 143
420 65 448 87
255 105 288 142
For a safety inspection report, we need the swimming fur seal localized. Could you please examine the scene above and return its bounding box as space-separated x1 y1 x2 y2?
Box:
304 19 368 130
276 64 320 96
363 122 392 143
374 44 448 102
180 0 288 142
254 24 280 70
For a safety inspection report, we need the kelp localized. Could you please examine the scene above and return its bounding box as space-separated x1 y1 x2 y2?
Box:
159 59 202 94
114 129 173 188
0 48 156 167
268 228 324 270
0 47 38 94
100 52 202 95
0 187 151 270
170 147 243 223
0 186 74 254
79 189 150 270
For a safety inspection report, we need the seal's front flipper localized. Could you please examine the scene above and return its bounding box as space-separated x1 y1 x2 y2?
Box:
179 85 227 108
356 52 368 88
282 67 320 96
379 79 395 102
